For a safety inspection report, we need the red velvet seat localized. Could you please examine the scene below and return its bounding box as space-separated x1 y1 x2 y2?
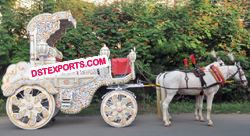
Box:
111 58 131 76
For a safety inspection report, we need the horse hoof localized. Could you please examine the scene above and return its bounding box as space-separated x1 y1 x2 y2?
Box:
195 118 199 121
165 124 171 127
200 119 205 122
208 123 214 126
169 118 172 121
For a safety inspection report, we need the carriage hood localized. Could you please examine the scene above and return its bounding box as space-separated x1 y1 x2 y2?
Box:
26 10 77 47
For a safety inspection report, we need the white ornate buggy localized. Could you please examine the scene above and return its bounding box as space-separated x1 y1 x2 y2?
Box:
1 11 139 129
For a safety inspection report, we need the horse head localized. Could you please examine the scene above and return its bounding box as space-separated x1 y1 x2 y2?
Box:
232 62 248 86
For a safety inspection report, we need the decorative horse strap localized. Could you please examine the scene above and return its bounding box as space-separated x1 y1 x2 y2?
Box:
209 65 226 88
193 68 207 96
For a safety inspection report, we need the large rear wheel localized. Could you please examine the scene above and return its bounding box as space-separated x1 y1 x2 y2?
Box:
6 85 55 130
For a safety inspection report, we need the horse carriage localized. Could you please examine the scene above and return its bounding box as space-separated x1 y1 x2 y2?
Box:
1 11 248 130
1 11 140 129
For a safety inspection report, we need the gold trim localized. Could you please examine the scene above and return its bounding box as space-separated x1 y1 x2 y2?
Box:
57 78 75 87
35 61 55 65
56 50 63 59
78 77 94 85
3 78 57 97
46 78 55 86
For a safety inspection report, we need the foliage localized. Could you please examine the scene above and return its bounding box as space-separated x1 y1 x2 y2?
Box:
0 99 6 116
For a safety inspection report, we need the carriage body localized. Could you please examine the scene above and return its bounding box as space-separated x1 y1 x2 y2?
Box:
1 11 138 129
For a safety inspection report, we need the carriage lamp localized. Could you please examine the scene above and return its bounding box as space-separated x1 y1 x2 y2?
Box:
100 44 110 58
128 49 136 63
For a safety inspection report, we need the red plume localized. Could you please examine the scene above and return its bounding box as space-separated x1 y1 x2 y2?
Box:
189 54 196 65
183 58 188 67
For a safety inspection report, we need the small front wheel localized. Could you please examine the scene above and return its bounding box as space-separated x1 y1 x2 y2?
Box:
6 85 55 130
101 90 138 127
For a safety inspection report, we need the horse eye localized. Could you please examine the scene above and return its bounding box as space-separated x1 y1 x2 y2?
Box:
220 63 223 66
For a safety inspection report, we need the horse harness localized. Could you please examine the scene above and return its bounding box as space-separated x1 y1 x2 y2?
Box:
230 65 247 84
185 67 207 96
155 65 246 91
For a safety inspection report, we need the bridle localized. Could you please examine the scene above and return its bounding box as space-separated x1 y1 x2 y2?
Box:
230 65 247 84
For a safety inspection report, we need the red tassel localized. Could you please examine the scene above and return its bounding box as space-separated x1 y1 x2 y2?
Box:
183 58 188 67
189 54 196 65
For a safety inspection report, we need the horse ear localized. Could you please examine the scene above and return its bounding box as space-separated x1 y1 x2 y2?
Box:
217 57 221 61
228 53 235 62
237 62 241 66
211 50 217 59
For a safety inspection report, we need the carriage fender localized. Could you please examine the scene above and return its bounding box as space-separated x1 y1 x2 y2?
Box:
102 89 136 100
2 77 58 97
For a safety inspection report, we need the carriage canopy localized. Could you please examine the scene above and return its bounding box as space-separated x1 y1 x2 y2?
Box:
26 11 76 47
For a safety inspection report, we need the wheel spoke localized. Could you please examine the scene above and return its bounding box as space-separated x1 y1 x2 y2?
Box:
21 117 25 123
41 100 48 103
24 88 32 102
120 97 131 106
34 93 47 104
12 109 26 120
111 95 118 107
38 114 43 120
19 93 24 99
108 113 118 122
35 107 49 118
120 113 127 125
28 111 37 126
11 96 25 107
104 106 115 113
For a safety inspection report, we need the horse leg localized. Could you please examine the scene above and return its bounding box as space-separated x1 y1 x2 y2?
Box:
199 95 205 122
194 95 199 121
167 110 172 121
206 93 215 126
162 92 175 127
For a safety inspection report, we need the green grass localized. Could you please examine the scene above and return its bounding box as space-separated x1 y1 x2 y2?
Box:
138 101 250 115
1 100 250 117
58 103 102 116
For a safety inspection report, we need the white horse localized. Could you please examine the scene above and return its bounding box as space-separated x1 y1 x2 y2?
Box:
156 58 225 121
194 57 225 122
160 62 247 126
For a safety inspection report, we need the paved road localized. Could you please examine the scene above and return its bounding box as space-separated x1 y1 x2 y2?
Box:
0 113 249 136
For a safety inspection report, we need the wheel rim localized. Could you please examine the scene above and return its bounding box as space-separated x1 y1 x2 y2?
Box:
101 91 137 127
6 85 55 130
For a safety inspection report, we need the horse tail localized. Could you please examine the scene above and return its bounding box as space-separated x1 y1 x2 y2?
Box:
160 72 167 106
156 74 162 118
156 72 168 118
